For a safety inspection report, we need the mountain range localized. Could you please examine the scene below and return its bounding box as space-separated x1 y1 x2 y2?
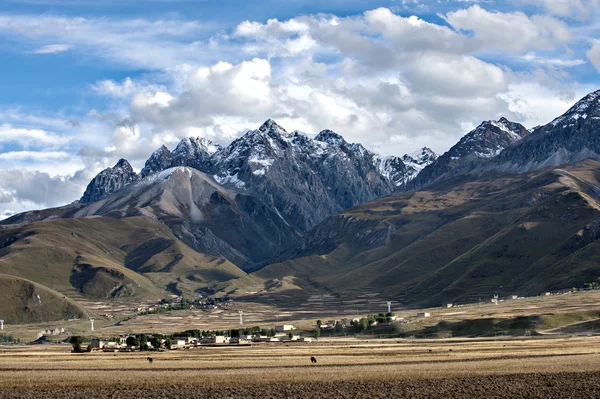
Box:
3 89 600 322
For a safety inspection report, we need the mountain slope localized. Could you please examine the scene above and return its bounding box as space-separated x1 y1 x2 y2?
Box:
0 213 246 304
0 274 88 324
218 160 600 306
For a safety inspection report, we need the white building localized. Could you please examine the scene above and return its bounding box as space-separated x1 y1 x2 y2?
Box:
275 325 296 332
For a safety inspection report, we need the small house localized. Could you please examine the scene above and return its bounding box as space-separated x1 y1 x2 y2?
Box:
205 336 228 344
417 312 431 318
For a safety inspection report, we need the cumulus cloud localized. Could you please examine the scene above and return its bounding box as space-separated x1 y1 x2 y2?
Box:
443 5 571 52
0 168 95 213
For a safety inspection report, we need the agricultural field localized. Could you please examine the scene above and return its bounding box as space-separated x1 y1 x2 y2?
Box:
6 288 600 342
1 337 600 398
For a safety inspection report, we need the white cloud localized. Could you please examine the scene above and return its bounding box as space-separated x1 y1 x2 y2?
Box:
32 43 72 54
587 39 600 72
0 15 208 69
443 5 572 53
0 124 69 148
520 0 600 20
0 151 71 161
518 52 586 67
91 77 167 98
0 168 93 210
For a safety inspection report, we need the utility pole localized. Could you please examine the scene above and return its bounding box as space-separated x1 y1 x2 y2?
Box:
387 301 392 313
90 318 95 332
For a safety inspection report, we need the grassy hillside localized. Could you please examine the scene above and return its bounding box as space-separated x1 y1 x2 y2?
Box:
0 274 87 324
0 215 246 307
219 160 600 307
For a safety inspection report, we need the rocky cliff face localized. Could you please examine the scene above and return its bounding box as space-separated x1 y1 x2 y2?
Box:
408 118 530 190
80 159 139 203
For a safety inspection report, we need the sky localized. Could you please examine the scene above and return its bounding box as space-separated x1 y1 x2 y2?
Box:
0 0 600 218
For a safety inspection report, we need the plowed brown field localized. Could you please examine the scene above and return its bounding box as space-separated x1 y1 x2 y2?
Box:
1 337 600 398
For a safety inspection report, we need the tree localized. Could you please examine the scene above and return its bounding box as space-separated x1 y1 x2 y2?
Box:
150 337 161 351
316 320 322 329
359 318 368 332
288 332 293 339
139 335 148 350
314 328 321 339
126 336 139 348
69 336 83 353
165 338 172 350
335 321 343 333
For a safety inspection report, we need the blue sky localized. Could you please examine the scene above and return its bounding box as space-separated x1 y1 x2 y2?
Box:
0 0 599 217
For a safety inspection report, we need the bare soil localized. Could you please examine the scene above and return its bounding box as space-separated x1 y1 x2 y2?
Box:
1 372 599 398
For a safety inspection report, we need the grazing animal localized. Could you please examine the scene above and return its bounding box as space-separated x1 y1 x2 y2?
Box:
428 349 432 352
147 357 153 363
449 349 453 352
310 356 317 364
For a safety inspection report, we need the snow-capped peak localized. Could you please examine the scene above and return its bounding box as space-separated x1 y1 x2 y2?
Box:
114 158 134 172
258 119 290 137
403 147 438 165
174 137 221 156
314 129 347 146
551 89 600 127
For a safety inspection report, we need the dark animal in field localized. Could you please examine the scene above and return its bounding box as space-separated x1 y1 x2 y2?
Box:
428 349 432 352
147 357 153 363
449 349 453 352
310 356 317 364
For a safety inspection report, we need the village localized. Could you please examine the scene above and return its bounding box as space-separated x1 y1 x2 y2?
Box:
75 323 314 353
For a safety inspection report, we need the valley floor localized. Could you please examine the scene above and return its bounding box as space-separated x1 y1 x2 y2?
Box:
1 337 600 398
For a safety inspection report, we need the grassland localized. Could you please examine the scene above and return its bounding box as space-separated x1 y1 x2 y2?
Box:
1 337 600 397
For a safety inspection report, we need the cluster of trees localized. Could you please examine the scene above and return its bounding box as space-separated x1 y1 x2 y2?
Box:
0 334 19 344
350 313 395 332
174 326 277 338
125 334 170 351
314 319 347 337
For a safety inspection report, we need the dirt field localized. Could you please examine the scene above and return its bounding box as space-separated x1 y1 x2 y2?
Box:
2 337 600 398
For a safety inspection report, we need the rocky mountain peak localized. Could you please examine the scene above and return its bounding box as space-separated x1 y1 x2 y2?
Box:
80 159 139 203
141 145 173 178
403 148 438 165
114 158 134 172
455 118 529 159
550 90 600 128
258 119 289 138
407 118 529 190
314 129 347 146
